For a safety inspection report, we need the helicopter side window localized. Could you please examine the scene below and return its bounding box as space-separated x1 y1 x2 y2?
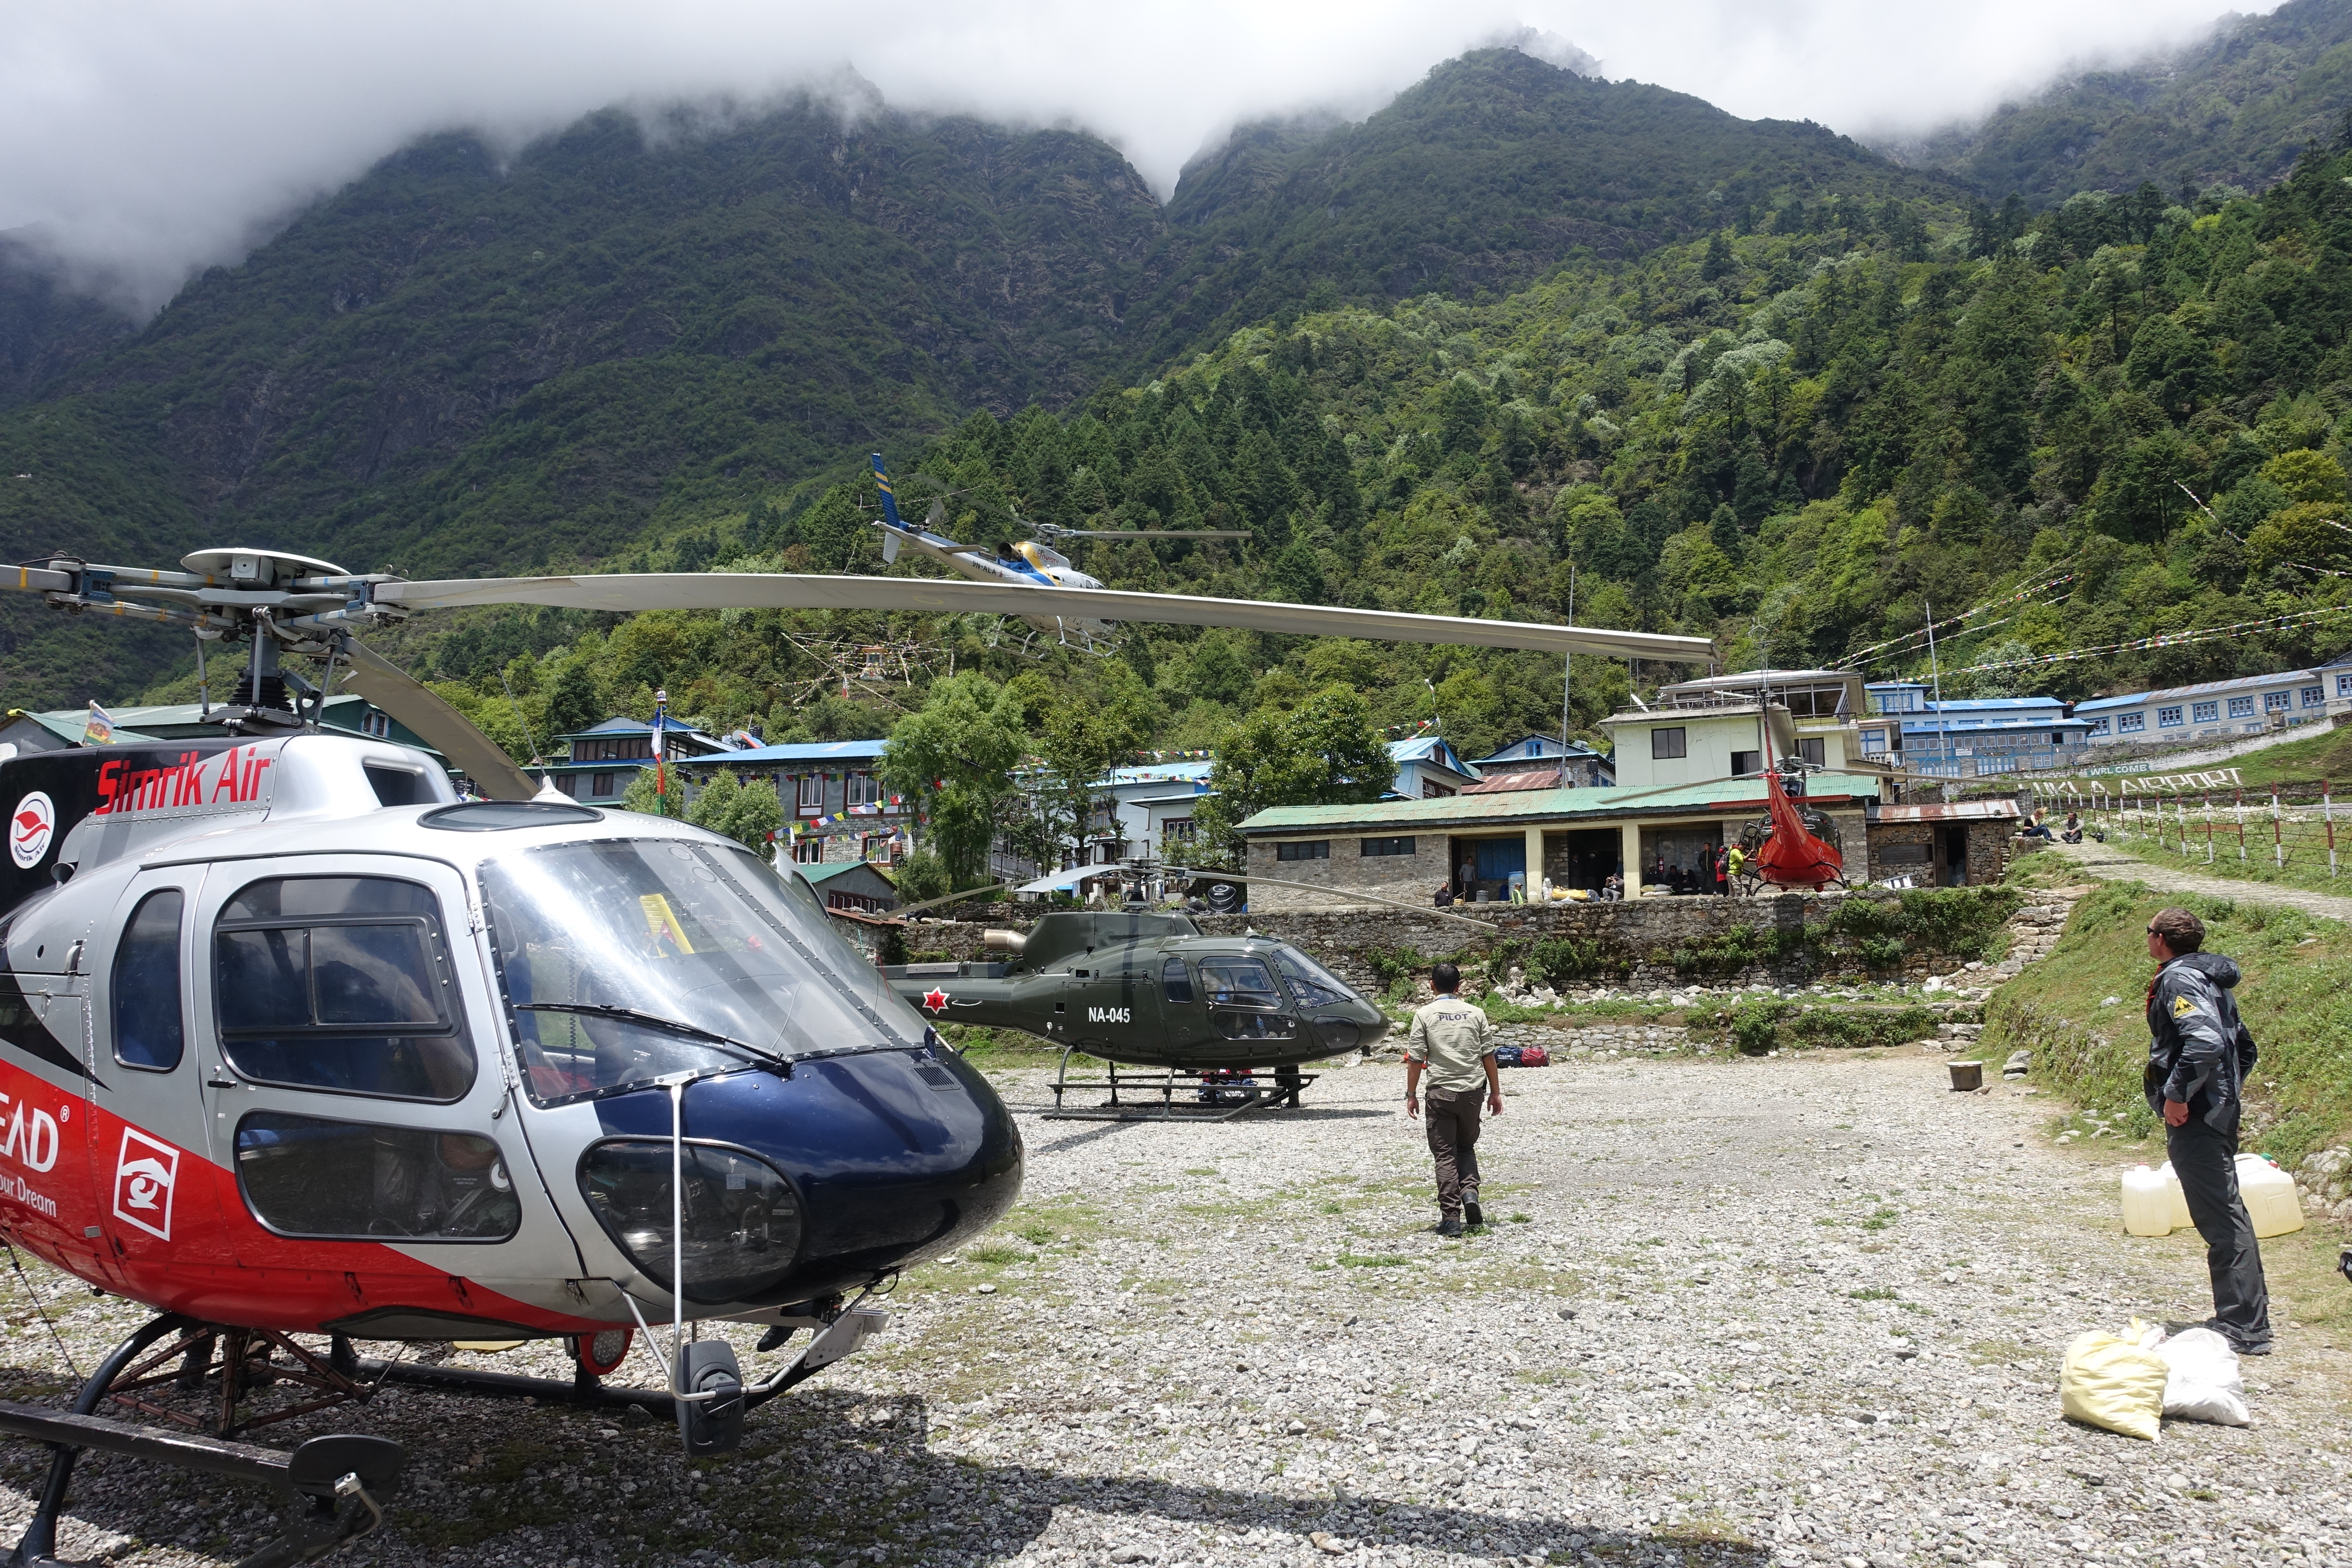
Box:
212 876 475 1102
1272 949 1356 1009
1195 958 1281 1010
1160 959 1194 1004
234 1112 519 1241
112 890 185 1072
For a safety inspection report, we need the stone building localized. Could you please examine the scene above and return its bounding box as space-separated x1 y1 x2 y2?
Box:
1865 799 2019 886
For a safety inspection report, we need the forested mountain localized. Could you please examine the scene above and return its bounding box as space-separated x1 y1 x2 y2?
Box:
1132 48 1963 366
340 150 2352 790
1888 0 2352 207
0 48 1969 707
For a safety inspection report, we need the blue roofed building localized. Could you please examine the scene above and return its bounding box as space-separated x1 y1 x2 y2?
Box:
665 738 909 865
1464 734 1614 789
2075 656 2352 747
1386 735 1479 799
1860 683 2089 773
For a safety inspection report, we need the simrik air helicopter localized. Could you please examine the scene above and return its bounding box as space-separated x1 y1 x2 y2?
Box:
0 541 1712 1562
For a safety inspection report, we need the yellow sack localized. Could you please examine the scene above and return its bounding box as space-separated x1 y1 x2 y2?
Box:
2060 1328 2168 1440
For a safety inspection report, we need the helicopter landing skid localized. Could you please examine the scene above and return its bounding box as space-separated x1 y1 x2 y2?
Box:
1040 1050 1315 1122
0 1313 402 1568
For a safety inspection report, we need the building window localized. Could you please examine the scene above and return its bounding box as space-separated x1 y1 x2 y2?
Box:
1860 728 1886 753
590 772 616 797
2158 706 2184 728
2118 713 2145 733
1420 781 1455 799
1730 750 1761 777
2193 701 2218 722
1161 818 1195 848
2050 732 2066 745
2339 674 2352 698
2264 690 2292 712
1274 841 1330 862
2228 695 2254 718
797 774 824 811
1361 836 1416 857
1797 738 1826 766
550 774 578 797
1651 726 1687 760
2303 686 2325 707
2087 717 2110 737
793 838 823 864
847 773 880 808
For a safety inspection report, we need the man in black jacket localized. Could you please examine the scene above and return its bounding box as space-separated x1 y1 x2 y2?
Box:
2144 906 2270 1354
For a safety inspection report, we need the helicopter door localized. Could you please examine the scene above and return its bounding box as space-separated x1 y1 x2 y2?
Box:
191 858 579 1335
83 867 239 1289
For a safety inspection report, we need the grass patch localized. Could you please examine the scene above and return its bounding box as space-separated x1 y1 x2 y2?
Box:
2082 817 2352 901
1338 1253 1411 1268
1984 877 2352 1168
1848 1286 1897 1301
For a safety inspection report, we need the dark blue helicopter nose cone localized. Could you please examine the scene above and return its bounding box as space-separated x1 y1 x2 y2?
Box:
593 1047 1022 1303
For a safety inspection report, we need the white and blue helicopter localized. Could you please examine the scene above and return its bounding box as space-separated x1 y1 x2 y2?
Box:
0 537 1712 1564
867 455 1250 652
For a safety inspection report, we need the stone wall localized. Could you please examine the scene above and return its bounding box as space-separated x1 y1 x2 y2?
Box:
899 883 2018 994
1864 821 2011 887
1244 833 1454 911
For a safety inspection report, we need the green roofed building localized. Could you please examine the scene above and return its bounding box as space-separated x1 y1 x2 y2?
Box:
1236 772 1892 909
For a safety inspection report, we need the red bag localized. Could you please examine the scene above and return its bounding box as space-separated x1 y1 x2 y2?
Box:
1518 1044 1550 1068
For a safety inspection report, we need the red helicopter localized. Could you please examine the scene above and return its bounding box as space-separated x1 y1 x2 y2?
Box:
1737 757 1849 892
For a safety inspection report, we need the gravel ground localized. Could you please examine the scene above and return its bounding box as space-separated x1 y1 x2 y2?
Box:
1 1049 2348 1568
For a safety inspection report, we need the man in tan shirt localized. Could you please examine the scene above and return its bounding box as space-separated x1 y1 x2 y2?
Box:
1403 961 1504 1237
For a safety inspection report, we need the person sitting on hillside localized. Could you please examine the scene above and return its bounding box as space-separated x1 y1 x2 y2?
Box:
2020 810 2054 840
1433 882 1455 908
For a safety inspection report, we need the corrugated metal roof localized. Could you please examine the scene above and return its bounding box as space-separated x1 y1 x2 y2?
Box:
1873 800 2021 823
795 860 898 886
1239 772 1883 834
2076 667 2331 711
678 739 886 765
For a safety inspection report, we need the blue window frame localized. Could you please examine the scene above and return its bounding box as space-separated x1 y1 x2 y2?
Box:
2119 712 2146 733
2228 695 2255 717
2087 717 2110 737
2158 706 2184 728
2303 686 2326 707
2193 701 2219 723
2339 673 2352 698
2266 690 2293 712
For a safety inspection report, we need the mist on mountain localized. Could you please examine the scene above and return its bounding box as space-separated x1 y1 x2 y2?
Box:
0 0 2275 319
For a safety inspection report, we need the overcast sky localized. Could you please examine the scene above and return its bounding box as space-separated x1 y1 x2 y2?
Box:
2 0 2261 316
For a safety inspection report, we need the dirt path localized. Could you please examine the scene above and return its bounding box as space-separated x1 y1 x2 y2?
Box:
2039 836 2352 921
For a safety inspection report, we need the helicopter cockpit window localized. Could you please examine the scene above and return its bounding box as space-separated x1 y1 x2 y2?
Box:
1272 949 1356 1009
479 839 924 1106
235 1111 520 1241
211 877 475 1102
1195 957 1282 1011
113 890 185 1072
1160 959 1194 1004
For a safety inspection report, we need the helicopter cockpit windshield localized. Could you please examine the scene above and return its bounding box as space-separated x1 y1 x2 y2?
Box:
479 839 923 1105
1271 948 1357 1008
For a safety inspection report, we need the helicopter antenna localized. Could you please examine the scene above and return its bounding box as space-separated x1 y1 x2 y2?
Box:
500 669 545 765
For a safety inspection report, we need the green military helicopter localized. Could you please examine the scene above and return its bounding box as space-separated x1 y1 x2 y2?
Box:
882 907 1389 1120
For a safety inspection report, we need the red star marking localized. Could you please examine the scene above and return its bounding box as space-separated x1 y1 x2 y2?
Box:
920 987 950 1013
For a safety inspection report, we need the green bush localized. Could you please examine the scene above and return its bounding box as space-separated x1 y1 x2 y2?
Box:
1670 924 1766 977
1530 934 1631 987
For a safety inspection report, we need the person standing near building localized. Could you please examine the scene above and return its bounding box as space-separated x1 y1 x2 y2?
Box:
1403 962 1504 1237
2144 906 2271 1354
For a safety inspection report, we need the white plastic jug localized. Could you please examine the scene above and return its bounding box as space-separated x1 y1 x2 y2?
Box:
2155 1161 2195 1232
2120 1165 2176 1237
2234 1153 2306 1239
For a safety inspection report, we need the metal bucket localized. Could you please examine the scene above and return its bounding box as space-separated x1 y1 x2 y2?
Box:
1948 1060 1984 1092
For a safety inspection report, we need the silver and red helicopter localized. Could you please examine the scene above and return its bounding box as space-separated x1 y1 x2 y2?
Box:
0 540 1712 1563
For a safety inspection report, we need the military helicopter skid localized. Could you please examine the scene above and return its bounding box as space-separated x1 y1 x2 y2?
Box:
0 540 1709 1563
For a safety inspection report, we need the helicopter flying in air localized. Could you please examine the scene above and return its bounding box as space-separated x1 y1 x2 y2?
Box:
0 539 1711 1561
882 908 1391 1118
867 453 1252 652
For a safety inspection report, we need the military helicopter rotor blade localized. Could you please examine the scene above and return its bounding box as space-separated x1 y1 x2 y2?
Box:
1038 527 1254 540
339 638 539 802
373 574 1718 662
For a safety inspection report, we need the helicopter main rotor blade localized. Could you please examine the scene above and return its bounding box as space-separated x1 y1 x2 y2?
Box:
375 575 1718 662
1046 528 1254 540
340 640 539 802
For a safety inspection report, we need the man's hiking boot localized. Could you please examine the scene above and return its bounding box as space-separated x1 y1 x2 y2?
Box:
1436 1215 1464 1237
1464 1193 1485 1228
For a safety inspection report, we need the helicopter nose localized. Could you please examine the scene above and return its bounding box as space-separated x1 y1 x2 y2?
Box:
592 1049 1022 1304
